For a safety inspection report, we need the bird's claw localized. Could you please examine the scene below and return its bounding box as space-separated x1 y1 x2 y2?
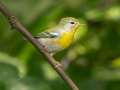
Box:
55 61 63 69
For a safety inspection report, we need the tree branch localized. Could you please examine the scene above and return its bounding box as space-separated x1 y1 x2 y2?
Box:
0 1 80 90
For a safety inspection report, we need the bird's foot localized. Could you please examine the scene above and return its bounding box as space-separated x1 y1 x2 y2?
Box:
54 61 63 69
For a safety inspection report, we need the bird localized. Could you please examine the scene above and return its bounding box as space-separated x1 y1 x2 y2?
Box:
34 17 80 55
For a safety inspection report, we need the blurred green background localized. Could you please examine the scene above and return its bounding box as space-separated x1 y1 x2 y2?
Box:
0 0 120 90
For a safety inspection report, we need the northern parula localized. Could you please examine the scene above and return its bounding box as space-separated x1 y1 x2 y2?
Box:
34 17 80 55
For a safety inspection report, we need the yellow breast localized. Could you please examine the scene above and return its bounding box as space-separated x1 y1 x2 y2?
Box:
58 31 75 48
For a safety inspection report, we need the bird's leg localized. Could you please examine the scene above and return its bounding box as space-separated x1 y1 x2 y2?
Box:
54 60 63 69
49 53 63 69
33 39 63 68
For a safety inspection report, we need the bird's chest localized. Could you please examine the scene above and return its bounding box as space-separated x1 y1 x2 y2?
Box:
57 31 74 48
39 31 74 53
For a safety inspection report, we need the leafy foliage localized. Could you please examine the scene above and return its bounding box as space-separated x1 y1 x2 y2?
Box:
0 0 120 90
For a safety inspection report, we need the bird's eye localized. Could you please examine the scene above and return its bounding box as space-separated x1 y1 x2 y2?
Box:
70 21 75 24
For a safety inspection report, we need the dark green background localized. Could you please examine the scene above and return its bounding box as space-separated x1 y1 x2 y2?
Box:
0 0 120 90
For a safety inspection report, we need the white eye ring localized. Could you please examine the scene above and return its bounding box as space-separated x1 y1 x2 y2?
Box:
70 21 75 24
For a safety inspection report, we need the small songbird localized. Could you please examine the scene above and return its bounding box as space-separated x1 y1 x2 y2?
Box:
34 17 80 55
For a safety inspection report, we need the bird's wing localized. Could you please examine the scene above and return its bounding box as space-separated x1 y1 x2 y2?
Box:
34 27 60 38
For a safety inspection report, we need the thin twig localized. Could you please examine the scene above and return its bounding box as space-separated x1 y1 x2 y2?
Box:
0 1 80 90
